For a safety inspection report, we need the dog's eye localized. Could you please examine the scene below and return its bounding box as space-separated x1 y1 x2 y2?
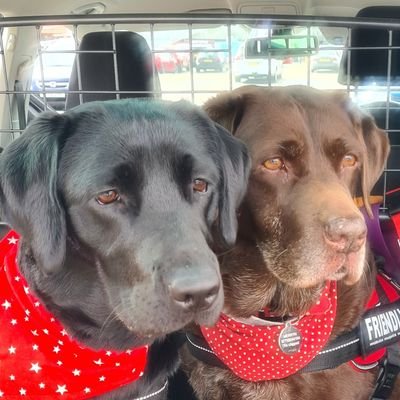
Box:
96 190 120 205
193 179 208 193
342 154 357 168
263 158 285 171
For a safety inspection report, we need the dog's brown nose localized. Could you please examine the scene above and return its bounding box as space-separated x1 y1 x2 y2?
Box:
324 217 367 252
168 269 220 312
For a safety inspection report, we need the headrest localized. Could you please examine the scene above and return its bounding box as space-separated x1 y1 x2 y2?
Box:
338 6 400 85
66 31 160 109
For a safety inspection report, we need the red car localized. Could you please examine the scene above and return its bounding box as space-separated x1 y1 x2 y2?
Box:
154 52 181 73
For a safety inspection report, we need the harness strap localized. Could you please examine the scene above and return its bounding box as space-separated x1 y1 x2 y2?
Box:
186 332 226 369
187 297 400 376
370 343 400 400
187 326 364 374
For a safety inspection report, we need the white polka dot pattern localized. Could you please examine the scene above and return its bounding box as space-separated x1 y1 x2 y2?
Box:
201 281 337 382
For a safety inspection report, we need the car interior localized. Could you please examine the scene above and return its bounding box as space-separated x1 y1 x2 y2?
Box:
0 0 400 397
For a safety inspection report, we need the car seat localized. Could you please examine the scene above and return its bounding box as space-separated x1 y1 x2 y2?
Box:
339 6 400 194
66 31 160 109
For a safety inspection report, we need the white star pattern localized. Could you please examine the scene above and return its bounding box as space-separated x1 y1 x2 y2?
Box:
1 300 11 309
7 237 18 245
0 231 149 398
29 363 42 374
55 385 68 395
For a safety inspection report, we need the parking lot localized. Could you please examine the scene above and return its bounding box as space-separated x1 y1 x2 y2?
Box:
159 62 343 105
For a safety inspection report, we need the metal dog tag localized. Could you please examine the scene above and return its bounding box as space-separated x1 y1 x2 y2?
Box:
278 322 302 354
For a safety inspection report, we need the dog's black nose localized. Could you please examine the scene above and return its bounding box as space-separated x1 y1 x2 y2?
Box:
168 269 220 312
324 217 367 252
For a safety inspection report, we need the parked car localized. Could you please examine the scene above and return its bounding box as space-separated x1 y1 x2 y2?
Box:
311 46 342 72
195 51 225 72
233 43 283 83
31 39 75 109
154 52 182 73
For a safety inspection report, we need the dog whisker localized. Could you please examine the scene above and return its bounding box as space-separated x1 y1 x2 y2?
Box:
273 248 288 263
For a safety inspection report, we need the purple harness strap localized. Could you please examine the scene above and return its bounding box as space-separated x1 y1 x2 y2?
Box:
361 203 400 283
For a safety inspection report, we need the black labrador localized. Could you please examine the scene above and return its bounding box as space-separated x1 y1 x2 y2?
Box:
0 99 249 399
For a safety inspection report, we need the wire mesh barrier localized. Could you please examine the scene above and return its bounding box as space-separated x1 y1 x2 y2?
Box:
0 13 399 208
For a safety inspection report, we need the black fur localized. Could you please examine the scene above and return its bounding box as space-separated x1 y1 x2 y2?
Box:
0 99 250 399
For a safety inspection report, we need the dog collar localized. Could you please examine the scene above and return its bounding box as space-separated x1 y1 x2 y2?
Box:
201 280 337 381
0 230 148 399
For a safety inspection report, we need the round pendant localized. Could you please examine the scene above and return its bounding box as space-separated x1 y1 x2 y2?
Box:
278 322 302 354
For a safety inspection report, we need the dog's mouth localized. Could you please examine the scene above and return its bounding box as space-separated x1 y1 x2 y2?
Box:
112 284 224 342
326 247 365 285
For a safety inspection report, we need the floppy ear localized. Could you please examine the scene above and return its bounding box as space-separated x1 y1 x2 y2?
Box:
0 112 69 274
168 99 251 248
360 114 390 215
332 92 390 216
214 123 251 248
204 91 246 135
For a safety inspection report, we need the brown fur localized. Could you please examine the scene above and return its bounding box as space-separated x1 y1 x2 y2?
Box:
183 85 398 400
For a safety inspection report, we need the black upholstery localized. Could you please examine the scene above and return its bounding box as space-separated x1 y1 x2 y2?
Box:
338 6 400 194
66 31 160 109
339 6 400 86
364 101 400 195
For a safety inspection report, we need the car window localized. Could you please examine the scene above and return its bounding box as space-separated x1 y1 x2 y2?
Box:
0 8 399 199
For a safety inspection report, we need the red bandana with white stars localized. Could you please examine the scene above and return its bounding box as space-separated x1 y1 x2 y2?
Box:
201 281 337 382
0 230 148 399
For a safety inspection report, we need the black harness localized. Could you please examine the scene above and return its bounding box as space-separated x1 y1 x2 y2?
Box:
186 272 400 400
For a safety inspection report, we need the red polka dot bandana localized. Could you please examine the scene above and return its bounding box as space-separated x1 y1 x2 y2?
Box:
0 230 148 399
201 281 337 382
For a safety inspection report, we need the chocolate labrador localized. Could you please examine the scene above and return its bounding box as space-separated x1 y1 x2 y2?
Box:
0 98 249 399
183 85 399 399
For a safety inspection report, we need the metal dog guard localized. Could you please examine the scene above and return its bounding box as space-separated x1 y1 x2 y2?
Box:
0 13 399 207
1 11 400 399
